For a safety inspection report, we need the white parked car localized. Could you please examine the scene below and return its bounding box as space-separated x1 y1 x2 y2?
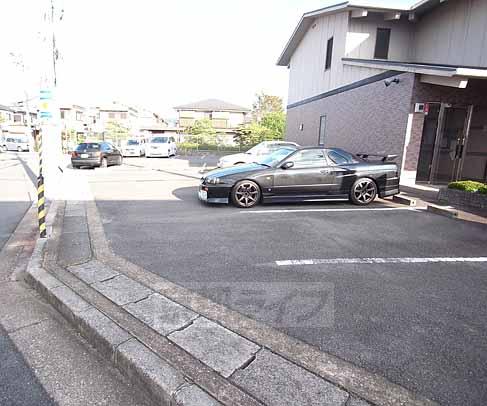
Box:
3 136 30 152
217 141 300 168
146 136 177 158
122 139 145 157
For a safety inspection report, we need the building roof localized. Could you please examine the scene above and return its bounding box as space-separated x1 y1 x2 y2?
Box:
0 104 15 113
173 99 250 113
277 0 444 66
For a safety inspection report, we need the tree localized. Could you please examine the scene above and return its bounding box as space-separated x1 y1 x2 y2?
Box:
252 92 284 122
234 111 287 148
186 119 217 145
105 121 129 144
260 111 286 140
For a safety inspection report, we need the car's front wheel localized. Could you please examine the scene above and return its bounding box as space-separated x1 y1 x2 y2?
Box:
231 180 261 208
350 178 377 205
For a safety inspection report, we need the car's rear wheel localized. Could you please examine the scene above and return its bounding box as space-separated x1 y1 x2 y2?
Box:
350 178 377 205
231 180 261 208
118 156 123 166
17 146 22 152
100 157 108 168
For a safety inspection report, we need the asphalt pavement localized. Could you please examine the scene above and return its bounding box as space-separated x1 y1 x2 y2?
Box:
88 156 487 406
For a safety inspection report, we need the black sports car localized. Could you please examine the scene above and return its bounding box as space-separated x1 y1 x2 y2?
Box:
198 147 400 208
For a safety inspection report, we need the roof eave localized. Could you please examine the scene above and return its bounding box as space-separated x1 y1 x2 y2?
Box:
276 1 350 66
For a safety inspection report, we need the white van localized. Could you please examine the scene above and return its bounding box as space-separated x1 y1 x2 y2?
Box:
145 136 177 158
4 136 30 152
122 138 145 157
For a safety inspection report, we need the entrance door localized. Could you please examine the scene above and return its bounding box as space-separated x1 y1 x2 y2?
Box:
416 103 440 182
431 105 473 183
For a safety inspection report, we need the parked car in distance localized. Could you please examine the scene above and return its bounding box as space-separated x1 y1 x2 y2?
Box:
145 136 177 158
217 141 299 168
3 136 30 152
71 142 123 169
122 139 145 157
200 147 400 208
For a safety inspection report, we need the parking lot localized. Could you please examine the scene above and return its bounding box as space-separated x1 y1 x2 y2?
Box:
81 154 487 406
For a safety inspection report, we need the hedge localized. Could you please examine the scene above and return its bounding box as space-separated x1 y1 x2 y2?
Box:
448 180 487 194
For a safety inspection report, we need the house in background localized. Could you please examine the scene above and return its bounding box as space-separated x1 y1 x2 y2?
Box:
278 0 487 185
0 105 14 126
95 102 139 137
174 99 250 144
1 104 37 144
60 104 86 134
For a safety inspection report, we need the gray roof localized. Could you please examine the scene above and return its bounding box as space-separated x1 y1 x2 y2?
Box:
174 99 250 113
0 104 15 112
277 0 443 66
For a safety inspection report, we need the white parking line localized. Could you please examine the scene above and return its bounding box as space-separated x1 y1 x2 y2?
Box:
240 207 425 214
275 257 487 266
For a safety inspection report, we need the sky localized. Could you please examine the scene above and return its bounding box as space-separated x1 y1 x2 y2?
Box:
1 0 415 119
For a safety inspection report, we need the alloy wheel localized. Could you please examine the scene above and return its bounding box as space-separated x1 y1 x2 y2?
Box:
353 179 376 204
235 182 259 208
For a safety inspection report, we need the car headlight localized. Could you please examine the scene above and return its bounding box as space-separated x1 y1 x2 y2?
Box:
207 177 223 185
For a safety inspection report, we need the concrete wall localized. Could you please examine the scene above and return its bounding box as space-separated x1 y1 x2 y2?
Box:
413 0 487 67
286 72 415 172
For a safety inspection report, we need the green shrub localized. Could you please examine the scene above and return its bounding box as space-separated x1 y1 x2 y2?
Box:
448 180 486 193
478 184 487 195
177 142 241 153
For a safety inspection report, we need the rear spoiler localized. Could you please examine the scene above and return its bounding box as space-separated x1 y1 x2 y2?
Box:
356 153 398 162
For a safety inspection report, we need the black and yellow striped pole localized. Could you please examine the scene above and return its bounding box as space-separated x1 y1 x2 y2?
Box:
37 131 47 238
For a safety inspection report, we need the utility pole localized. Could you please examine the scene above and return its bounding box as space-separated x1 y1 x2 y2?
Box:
38 0 63 203
9 53 34 146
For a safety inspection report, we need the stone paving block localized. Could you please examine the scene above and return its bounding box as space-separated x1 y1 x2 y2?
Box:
168 317 260 378
116 338 185 405
124 293 198 336
92 275 152 306
75 307 131 359
173 384 222 406
67 260 119 285
64 206 86 217
63 216 88 233
57 232 91 266
231 349 349 406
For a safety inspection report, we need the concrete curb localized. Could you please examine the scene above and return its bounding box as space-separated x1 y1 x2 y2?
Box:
426 204 459 219
25 199 440 406
26 239 225 406
393 194 417 206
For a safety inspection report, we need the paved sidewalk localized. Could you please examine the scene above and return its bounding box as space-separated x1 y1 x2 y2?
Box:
0 200 151 406
24 180 440 406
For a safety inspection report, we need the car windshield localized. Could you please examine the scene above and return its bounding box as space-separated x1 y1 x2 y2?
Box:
127 140 139 145
151 137 168 143
247 142 297 155
255 147 295 167
76 143 100 151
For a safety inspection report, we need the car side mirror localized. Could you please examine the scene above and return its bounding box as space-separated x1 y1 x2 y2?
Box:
281 161 294 169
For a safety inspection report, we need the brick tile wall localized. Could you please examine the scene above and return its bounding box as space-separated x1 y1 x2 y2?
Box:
286 73 415 171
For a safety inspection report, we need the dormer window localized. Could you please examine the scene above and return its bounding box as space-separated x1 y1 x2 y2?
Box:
325 36 333 70
374 28 391 59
